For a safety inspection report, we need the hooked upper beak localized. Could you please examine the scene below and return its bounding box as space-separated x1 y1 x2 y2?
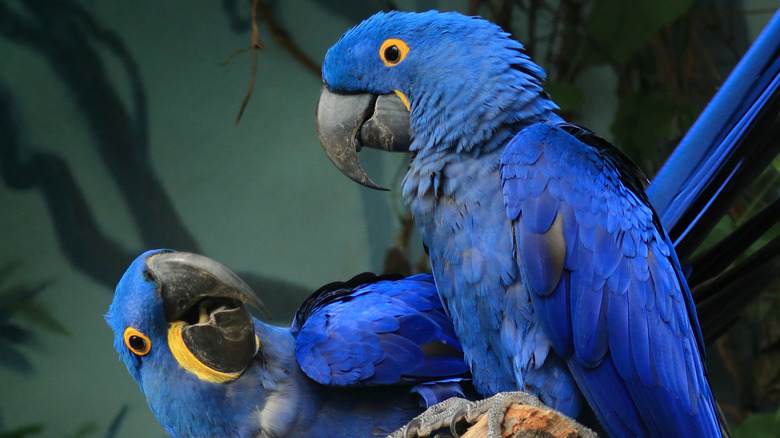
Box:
315 85 412 191
146 251 270 375
147 251 270 322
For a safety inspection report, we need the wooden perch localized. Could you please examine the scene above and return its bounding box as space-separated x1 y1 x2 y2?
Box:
460 403 595 438
390 393 597 438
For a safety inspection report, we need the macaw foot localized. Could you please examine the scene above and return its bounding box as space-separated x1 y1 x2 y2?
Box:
390 392 597 438
391 396 472 438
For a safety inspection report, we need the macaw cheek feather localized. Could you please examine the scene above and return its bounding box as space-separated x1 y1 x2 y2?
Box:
168 319 260 384
316 85 412 191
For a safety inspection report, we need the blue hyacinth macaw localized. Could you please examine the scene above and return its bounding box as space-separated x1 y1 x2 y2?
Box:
316 9 780 437
105 249 469 437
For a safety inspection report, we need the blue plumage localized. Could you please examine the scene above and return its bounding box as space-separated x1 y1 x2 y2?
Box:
106 250 469 437
502 122 718 435
293 272 467 385
314 9 779 436
323 8 582 418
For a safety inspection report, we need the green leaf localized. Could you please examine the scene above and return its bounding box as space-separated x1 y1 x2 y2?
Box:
545 82 585 112
611 93 679 163
733 412 780 438
0 264 64 336
0 424 45 438
64 423 98 438
104 406 129 438
0 343 35 374
11 300 70 336
772 154 780 174
588 0 693 62
0 263 21 287
0 263 66 375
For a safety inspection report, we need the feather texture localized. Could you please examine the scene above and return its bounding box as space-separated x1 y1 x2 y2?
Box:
501 123 720 436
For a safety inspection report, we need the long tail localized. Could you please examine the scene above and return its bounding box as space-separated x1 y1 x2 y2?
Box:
647 9 780 338
648 8 780 244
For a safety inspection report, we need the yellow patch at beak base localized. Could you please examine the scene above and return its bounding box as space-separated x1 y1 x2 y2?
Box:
167 321 259 383
393 90 411 112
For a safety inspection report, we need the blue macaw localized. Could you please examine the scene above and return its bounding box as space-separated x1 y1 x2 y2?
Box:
105 249 469 437
316 9 780 437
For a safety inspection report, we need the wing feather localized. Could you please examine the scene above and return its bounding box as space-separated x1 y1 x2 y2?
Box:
500 122 721 436
293 273 468 386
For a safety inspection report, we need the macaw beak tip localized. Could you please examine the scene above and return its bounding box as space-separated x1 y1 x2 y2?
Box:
315 85 411 191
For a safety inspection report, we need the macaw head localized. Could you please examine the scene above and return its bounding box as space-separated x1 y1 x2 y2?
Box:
317 10 557 189
106 250 282 436
106 249 269 385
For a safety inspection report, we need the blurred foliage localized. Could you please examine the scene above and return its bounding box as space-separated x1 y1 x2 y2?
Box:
0 263 59 434
0 425 44 438
464 0 749 174
588 0 694 63
0 407 126 438
0 263 63 374
0 265 126 437
0 420 106 438
732 406 780 437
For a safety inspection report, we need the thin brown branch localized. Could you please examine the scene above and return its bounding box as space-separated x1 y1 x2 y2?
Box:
228 0 323 125
650 30 680 98
220 45 253 67
551 0 585 84
383 209 416 275
224 0 265 125
525 0 539 57
255 0 321 77
467 0 483 16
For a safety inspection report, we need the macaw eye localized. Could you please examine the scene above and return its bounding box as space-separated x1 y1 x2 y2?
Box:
124 327 151 356
380 38 409 67
385 46 400 62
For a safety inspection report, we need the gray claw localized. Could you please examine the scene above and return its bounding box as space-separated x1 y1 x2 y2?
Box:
389 397 473 438
403 418 421 438
449 403 471 438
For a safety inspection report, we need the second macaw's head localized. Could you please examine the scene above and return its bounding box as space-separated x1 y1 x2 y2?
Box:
106 250 270 386
317 10 556 190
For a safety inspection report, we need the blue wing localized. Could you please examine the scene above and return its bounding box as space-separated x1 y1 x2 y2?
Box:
291 272 468 389
501 122 722 436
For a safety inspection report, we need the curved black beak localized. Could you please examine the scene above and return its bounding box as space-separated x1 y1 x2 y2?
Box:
148 251 270 321
147 251 270 375
316 85 412 191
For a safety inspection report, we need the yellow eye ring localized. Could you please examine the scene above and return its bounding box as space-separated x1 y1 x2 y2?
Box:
380 38 409 67
124 327 151 356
